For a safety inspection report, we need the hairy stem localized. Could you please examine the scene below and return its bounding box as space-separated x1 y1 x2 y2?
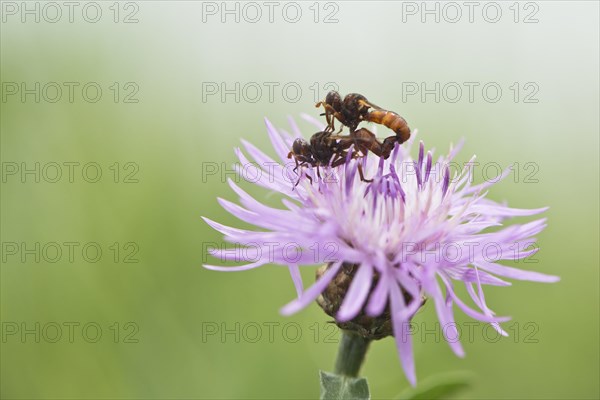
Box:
334 331 371 377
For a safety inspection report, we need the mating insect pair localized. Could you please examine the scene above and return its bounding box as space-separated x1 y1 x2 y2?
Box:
287 128 378 185
288 91 411 186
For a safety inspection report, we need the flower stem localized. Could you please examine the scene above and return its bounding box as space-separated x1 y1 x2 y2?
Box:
334 331 371 377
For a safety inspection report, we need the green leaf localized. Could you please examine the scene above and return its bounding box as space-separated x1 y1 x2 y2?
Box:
396 371 472 400
319 370 370 400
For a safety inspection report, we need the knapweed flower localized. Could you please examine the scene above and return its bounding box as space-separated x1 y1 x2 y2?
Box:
203 116 559 385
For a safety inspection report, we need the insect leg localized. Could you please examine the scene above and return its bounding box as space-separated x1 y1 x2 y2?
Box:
357 163 373 183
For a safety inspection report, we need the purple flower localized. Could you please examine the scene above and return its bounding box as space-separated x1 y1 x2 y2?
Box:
203 116 559 386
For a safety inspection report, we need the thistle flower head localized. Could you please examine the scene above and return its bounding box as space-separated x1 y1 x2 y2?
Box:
203 116 559 386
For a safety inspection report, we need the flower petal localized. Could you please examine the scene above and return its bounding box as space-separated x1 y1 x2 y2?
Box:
280 262 342 315
474 260 560 283
265 118 292 162
390 282 417 386
203 258 269 272
288 264 303 297
336 263 374 322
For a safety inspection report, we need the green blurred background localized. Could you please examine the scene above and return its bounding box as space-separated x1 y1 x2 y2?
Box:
1 1 598 399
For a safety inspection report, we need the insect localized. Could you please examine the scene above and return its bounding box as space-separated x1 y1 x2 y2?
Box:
316 91 411 148
348 127 398 161
287 130 374 185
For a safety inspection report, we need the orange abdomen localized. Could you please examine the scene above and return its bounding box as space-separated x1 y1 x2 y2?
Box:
368 110 411 143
